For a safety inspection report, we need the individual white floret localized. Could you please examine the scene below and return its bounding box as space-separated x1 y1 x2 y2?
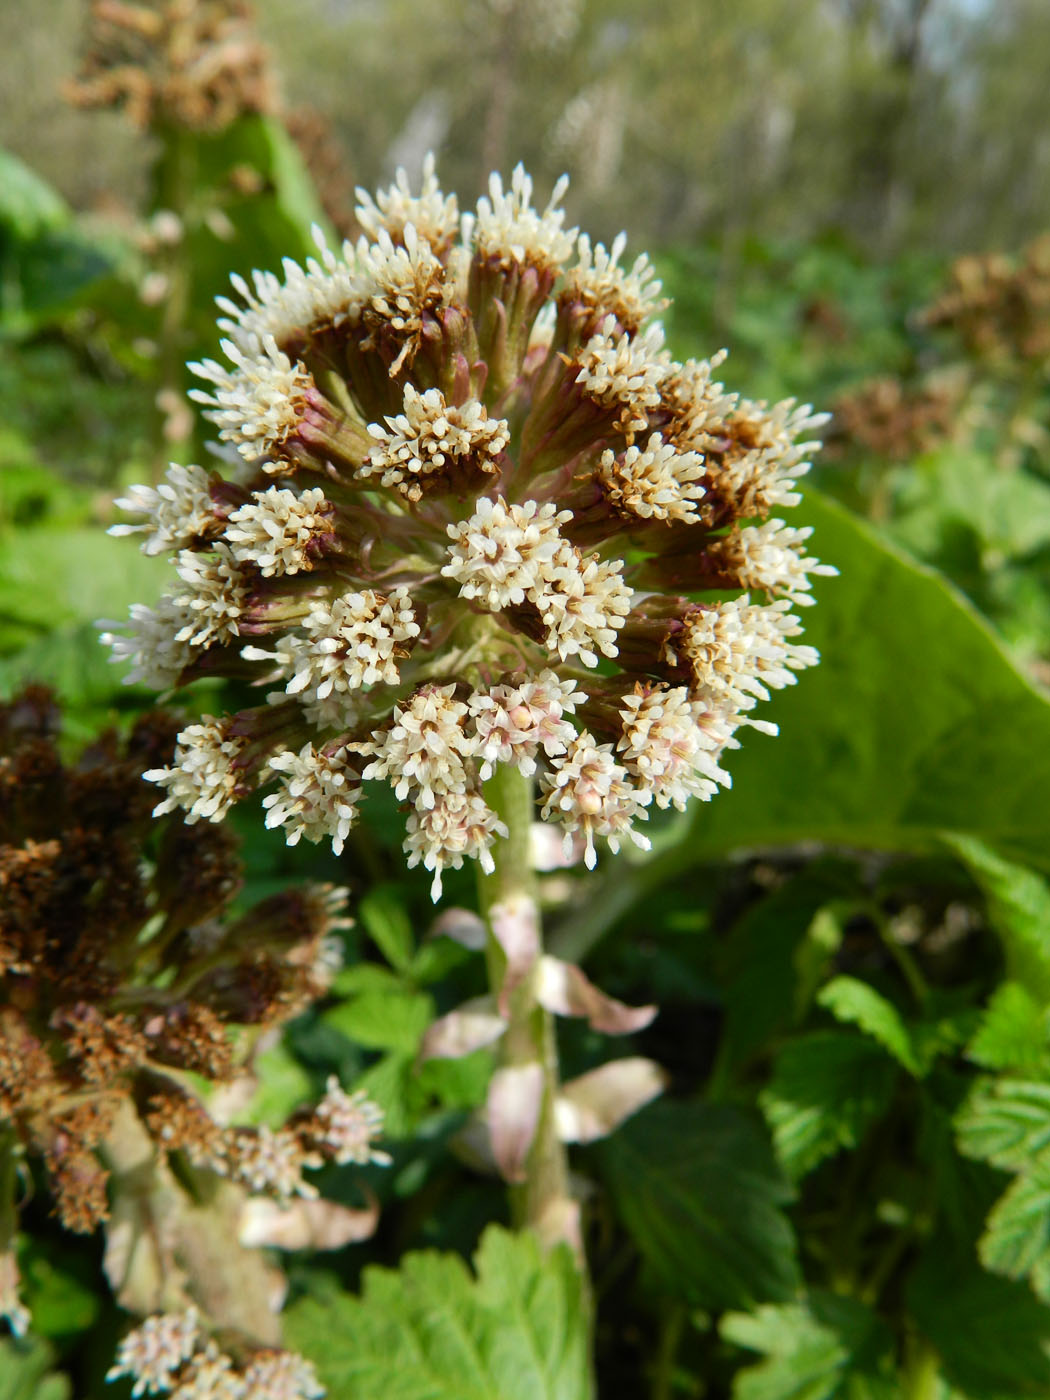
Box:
468 670 580 779
355 152 459 252
404 789 508 901
225 486 333 576
189 335 313 463
617 686 731 810
442 497 572 610
263 745 361 855
144 719 245 825
471 163 577 272
362 685 477 809
598 433 706 523
363 385 508 501
539 731 651 870
109 463 217 556
311 1076 391 1166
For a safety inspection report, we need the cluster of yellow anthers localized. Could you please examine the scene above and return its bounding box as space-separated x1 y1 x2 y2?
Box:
104 158 833 898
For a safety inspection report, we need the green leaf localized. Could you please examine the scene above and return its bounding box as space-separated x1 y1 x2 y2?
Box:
721 1292 897 1400
968 983 1050 1074
352 1052 423 1140
243 1037 314 1127
283 1225 591 1399
956 1078 1050 1170
323 988 434 1054
891 447 1050 562
686 491 1050 871
0 1336 71 1400
760 1031 899 1180
907 1232 1050 1397
717 860 862 1075
944 837 1050 1002
597 1101 800 1310
16 1238 99 1341
0 149 68 239
817 976 920 1075
358 885 416 973
979 1157 1050 1297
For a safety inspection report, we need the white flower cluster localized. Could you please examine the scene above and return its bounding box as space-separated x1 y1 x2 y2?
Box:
106 157 831 898
598 432 706 524
108 1310 324 1400
225 486 333 576
363 385 509 501
190 335 314 463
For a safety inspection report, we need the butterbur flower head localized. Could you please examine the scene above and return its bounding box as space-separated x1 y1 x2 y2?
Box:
105 159 830 897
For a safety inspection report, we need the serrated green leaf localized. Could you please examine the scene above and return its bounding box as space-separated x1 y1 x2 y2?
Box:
907 1232 1050 1397
722 1292 897 1400
330 963 406 998
597 1101 800 1310
760 1031 899 1180
684 492 1050 871
0 1336 71 1400
944 837 1050 1002
956 1078 1050 1170
980 1158 1050 1293
817 976 920 1075
323 988 434 1054
352 1052 423 1140
358 885 416 972
283 1225 591 1399
968 983 1050 1074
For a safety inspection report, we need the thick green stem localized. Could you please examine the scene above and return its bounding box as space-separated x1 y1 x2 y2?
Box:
478 764 575 1251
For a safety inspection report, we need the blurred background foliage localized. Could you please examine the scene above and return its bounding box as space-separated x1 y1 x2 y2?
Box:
6 1 1050 1397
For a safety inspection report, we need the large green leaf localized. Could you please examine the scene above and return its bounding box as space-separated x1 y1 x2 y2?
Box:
596 1101 800 1310
907 1233 1050 1397
687 491 1050 870
283 1226 591 1400
721 1293 897 1400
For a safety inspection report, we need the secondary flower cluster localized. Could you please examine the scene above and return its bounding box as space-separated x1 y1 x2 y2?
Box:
0 687 385 1250
104 158 832 897
108 1307 323 1399
67 0 276 132
921 233 1050 364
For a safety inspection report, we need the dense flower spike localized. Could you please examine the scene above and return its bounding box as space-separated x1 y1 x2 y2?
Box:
106 159 830 895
